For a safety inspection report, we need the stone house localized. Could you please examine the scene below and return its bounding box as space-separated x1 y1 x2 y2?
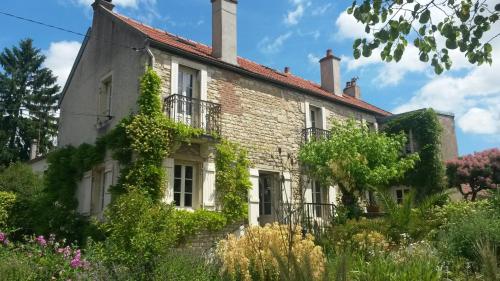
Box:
57 0 456 226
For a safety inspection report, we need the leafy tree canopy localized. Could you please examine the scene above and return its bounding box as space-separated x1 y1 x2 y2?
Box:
447 148 500 201
348 0 500 73
0 39 59 166
299 119 418 216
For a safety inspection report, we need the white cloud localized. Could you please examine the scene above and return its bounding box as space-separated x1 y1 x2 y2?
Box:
73 0 146 9
308 53 320 65
43 41 82 88
458 107 500 135
334 11 372 40
284 0 311 26
312 3 332 16
392 45 500 136
258 32 293 54
342 45 428 86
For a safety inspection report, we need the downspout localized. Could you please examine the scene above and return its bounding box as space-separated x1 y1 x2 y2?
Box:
145 39 155 68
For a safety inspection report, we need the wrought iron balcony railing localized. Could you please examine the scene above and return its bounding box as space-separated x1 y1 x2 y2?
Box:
277 202 336 234
302 127 331 142
163 94 221 136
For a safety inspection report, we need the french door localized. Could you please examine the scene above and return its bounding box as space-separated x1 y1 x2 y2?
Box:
173 164 194 208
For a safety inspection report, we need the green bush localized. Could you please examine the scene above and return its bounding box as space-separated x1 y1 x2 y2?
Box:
437 205 500 264
0 251 37 281
0 191 16 227
90 189 179 276
152 250 221 281
174 209 227 243
0 163 43 233
328 241 443 281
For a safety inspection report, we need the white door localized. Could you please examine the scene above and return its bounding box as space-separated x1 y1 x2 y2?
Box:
177 67 198 126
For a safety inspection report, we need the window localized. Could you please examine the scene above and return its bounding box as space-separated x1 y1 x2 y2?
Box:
395 188 410 204
405 130 415 154
259 175 273 215
173 164 194 208
312 181 323 217
309 106 322 129
98 76 112 125
90 167 113 216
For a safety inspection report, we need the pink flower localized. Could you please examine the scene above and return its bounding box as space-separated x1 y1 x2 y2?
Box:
57 246 72 258
0 232 5 243
35 235 47 247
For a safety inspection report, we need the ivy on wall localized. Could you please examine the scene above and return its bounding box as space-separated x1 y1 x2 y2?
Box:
383 109 446 200
39 68 250 242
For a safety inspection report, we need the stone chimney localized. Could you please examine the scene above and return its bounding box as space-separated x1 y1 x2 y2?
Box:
319 49 342 96
30 139 38 161
344 77 361 99
211 0 238 65
92 0 115 10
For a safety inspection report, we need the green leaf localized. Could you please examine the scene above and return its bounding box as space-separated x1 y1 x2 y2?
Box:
445 39 458 49
353 49 361 59
353 38 362 49
419 52 429 62
419 26 426 36
484 43 492 53
419 10 431 24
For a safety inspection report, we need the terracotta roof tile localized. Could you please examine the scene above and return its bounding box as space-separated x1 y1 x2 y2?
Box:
112 12 392 116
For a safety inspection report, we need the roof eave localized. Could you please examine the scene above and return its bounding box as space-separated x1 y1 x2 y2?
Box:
148 39 391 117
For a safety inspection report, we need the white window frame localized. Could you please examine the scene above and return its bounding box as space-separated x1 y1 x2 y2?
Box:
170 57 207 101
304 101 327 130
173 164 196 209
97 72 113 126
394 187 411 204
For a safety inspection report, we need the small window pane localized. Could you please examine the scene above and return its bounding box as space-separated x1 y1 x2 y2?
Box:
184 194 192 207
174 165 182 178
174 193 181 206
264 202 272 215
174 179 182 192
185 180 192 193
185 166 193 179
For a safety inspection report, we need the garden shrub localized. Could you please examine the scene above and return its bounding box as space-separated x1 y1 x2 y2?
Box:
0 163 43 234
0 232 90 280
0 191 16 227
174 209 227 243
152 249 221 281
90 189 179 277
217 223 326 281
437 202 500 264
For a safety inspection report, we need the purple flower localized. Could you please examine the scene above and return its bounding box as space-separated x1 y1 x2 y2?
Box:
0 232 5 243
57 246 72 259
70 250 82 268
35 235 47 247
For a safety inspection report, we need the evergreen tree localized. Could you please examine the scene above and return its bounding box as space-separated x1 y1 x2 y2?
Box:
0 39 59 166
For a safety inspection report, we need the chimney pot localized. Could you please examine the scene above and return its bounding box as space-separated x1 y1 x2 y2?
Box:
212 0 238 65
284 66 291 74
320 48 342 96
344 77 362 99
93 0 115 10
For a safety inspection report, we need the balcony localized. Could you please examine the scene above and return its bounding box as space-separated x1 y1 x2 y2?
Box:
302 127 331 142
164 94 221 136
278 202 336 234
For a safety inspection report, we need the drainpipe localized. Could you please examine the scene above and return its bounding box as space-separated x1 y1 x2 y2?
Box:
145 40 155 68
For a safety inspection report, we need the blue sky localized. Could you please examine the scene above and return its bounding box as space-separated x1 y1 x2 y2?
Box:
0 0 498 155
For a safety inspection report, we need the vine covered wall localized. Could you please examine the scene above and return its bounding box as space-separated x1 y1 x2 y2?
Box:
383 109 446 200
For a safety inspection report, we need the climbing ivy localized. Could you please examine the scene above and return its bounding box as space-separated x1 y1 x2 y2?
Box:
40 68 249 242
215 140 252 222
383 109 446 201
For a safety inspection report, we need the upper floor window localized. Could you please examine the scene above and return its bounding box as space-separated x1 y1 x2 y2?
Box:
309 105 322 129
98 76 112 126
178 66 199 99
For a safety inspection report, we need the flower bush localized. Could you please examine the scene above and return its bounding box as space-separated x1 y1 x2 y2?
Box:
217 223 326 281
0 232 90 280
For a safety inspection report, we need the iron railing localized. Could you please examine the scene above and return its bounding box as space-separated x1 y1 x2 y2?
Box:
164 94 221 136
277 202 336 235
302 127 331 142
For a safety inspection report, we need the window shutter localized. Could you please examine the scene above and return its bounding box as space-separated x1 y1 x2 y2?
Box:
103 164 114 209
78 171 92 215
163 158 175 203
202 162 216 210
